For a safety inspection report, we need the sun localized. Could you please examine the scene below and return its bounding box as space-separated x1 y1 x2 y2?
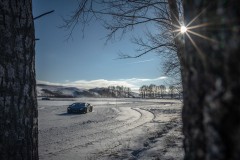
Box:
172 8 217 49
171 8 218 61
180 26 187 33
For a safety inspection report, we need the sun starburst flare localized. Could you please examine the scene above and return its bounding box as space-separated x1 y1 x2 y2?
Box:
180 26 187 33
172 7 218 42
170 8 220 60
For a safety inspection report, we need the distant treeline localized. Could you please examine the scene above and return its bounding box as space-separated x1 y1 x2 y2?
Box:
107 86 132 98
139 84 182 99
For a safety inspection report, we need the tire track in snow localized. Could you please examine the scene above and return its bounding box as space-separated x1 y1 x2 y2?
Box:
39 107 154 159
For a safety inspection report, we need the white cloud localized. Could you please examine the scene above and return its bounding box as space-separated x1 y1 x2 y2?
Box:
158 76 168 80
121 76 167 83
69 79 135 89
37 76 168 93
37 80 62 86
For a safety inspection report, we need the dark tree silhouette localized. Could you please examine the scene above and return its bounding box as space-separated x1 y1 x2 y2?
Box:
0 0 38 159
183 0 240 159
169 85 175 99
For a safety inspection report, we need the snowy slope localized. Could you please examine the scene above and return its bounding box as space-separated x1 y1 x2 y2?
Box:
37 84 139 98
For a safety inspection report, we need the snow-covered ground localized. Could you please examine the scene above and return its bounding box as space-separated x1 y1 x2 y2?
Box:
38 98 184 160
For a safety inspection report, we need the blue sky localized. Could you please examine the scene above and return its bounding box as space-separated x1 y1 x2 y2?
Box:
33 0 167 91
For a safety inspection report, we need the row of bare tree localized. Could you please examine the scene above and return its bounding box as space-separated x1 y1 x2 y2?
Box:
139 84 182 99
108 86 132 98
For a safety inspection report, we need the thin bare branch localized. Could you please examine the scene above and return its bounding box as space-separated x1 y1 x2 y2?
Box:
34 10 55 20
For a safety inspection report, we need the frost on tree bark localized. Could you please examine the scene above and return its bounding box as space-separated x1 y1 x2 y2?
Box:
0 0 38 160
183 0 240 159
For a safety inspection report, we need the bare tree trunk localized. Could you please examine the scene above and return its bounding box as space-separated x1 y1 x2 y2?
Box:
0 0 38 159
167 0 186 100
183 0 240 159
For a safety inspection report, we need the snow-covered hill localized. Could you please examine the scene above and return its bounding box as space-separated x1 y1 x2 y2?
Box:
37 84 139 98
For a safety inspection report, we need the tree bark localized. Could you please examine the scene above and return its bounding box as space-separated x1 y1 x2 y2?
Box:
0 0 38 159
183 0 240 159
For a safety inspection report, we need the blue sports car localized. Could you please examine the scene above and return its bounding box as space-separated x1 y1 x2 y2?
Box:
67 103 93 114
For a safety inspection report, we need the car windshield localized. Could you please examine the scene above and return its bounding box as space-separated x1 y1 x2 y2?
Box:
70 103 85 108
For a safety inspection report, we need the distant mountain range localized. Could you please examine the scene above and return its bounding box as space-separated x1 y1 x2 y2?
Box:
37 84 139 98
